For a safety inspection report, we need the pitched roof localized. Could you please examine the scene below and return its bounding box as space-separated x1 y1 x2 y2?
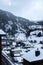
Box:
23 48 43 62
0 29 6 36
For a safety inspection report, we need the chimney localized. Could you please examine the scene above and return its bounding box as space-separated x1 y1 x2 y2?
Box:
35 48 40 57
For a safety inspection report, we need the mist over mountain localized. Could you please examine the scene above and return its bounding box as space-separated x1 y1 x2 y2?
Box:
0 9 36 35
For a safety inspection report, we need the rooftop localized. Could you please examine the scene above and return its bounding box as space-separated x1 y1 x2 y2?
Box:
23 48 43 62
0 29 6 36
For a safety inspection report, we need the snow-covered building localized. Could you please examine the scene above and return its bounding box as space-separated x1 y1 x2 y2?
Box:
0 29 6 63
0 29 6 36
23 48 43 65
29 25 42 30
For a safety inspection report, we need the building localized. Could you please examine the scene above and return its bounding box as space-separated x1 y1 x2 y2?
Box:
23 48 43 65
0 29 6 64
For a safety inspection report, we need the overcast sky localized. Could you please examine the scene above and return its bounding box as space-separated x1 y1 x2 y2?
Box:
0 0 43 21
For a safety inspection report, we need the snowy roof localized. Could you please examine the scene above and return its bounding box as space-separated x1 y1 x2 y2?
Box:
11 47 21 51
23 48 43 62
28 36 43 43
14 57 23 62
0 29 6 36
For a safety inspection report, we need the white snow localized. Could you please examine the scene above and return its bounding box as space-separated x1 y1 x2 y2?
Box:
15 33 26 42
28 35 43 43
23 48 43 62
5 51 10 54
2 24 43 65
0 29 6 35
34 44 42 48
8 21 13 25
3 47 11 51
29 25 42 30
12 42 16 46
14 57 23 62
30 30 43 35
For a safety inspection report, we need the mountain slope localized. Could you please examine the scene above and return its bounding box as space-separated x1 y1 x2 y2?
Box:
0 9 36 35
37 21 43 25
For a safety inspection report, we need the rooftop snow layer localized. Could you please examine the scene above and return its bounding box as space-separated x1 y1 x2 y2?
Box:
23 48 43 62
0 29 6 36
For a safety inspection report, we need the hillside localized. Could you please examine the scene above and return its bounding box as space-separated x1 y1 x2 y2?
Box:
0 9 36 35
37 21 43 25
